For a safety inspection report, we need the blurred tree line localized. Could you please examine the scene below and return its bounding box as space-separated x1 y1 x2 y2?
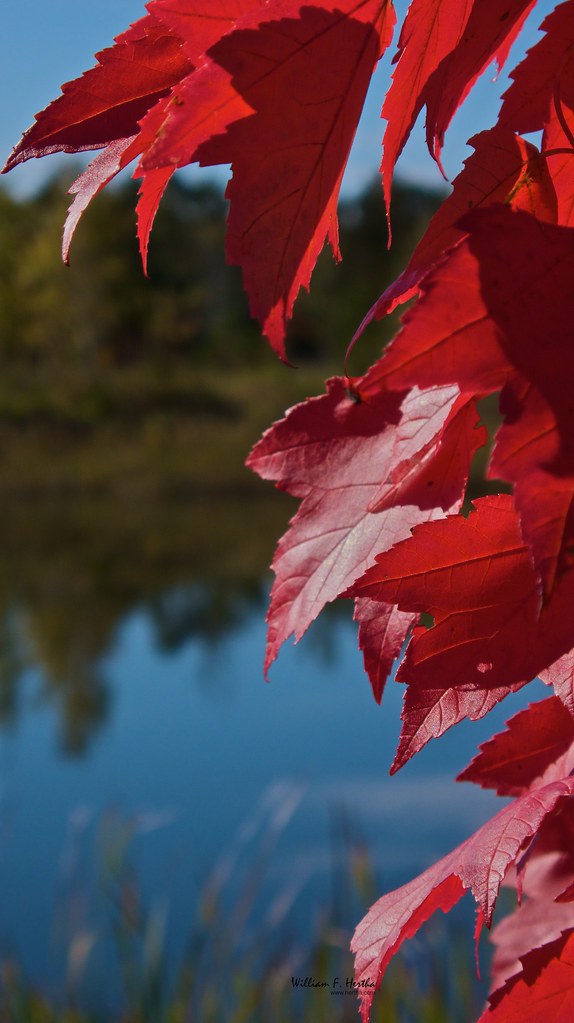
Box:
0 170 442 372
0 171 445 753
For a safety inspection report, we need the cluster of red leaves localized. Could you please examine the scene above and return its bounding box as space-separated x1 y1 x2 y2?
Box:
4 1 574 1020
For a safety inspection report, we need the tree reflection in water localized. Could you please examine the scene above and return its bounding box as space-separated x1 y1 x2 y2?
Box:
0 493 294 754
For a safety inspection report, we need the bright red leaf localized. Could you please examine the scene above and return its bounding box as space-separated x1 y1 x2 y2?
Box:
498 0 574 136
490 908 574 999
3 2 262 175
351 776 574 1023
423 0 537 167
149 0 261 58
380 0 473 219
350 495 538 765
135 166 177 272
2 15 190 169
352 495 540 691
4 1 399 358
393 680 527 774
352 494 574 765
247 381 483 677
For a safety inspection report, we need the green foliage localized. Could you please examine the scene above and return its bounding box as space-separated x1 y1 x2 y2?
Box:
0 175 441 372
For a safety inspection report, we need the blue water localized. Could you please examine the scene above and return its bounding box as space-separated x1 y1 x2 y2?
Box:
0 586 545 1002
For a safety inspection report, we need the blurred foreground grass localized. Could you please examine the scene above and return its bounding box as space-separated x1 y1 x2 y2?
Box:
0 950 478 1023
0 795 484 1023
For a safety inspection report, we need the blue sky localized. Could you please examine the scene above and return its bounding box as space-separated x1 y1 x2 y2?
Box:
1 0 554 199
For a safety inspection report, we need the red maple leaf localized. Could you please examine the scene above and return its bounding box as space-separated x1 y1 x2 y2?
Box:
351 776 574 1023
351 494 574 766
2 15 190 168
479 928 574 1022
458 696 574 797
247 380 484 678
498 0 574 136
350 495 538 764
392 680 526 774
149 0 262 57
543 98 574 226
490 912 574 1002
353 495 539 690
361 206 574 596
354 599 415 704
143 0 395 357
423 0 537 167
3 0 396 360
488 801 574 996
350 126 557 343
379 0 473 221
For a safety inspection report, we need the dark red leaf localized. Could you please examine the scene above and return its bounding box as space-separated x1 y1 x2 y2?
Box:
361 206 574 596
458 697 574 797
543 99 574 227
351 127 557 343
351 495 574 764
353 495 540 690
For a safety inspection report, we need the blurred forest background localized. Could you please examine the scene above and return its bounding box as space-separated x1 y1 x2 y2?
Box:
0 173 442 754
0 174 441 494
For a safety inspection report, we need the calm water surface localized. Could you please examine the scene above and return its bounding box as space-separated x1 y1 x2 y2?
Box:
0 493 543 1003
